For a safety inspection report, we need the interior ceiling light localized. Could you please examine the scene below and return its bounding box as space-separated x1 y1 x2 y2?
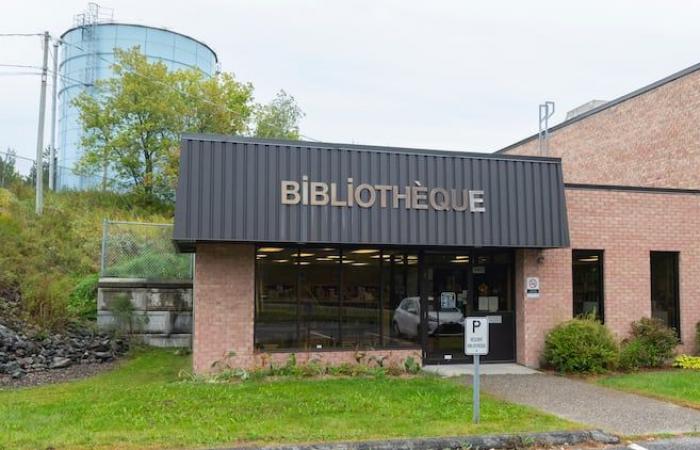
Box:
455 255 469 260
299 261 310 265
256 254 268 258
298 253 314 257
407 255 418 260
320 247 335 251
352 262 369 266
342 260 354 264
579 256 599 262
327 255 340 259
259 247 284 253
273 259 289 263
316 257 332 261
351 249 380 254
450 259 470 263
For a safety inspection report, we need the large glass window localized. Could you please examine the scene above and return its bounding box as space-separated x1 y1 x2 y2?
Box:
255 246 419 351
572 250 604 321
651 252 680 334
255 247 299 350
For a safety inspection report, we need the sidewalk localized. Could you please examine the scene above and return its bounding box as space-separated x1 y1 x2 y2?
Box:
476 374 700 435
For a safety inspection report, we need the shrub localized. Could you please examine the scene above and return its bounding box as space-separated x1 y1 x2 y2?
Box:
619 318 678 370
543 317 618 373
21 275 73 330
674 354 700 370
68 273 99 321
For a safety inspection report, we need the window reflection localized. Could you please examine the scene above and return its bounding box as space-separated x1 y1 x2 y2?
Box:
255 246 420 351
572 250 604 320
651 252 680 334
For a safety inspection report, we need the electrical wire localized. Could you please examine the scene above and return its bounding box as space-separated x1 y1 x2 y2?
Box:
0 33 43 37
0 63 43 69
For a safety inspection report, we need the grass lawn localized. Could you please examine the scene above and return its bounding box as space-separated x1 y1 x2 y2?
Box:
0 349 578 450
598 370 700 409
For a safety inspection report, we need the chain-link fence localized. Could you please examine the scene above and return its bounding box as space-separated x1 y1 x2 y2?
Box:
100 220 193 281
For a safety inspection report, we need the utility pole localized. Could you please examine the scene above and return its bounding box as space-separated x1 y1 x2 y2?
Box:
35 31 50 214
48 39 59 191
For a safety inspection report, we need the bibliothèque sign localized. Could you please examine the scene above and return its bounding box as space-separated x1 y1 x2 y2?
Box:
281 176 486 212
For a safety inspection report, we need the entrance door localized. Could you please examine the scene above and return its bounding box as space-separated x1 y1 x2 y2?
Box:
422 250 515 364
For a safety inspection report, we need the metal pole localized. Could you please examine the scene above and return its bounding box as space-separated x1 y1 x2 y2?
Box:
473 354 480 424
34 31 49 214
100 219 109 275
48 40 59 191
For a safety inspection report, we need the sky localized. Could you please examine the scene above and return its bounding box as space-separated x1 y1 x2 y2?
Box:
2 0 700 166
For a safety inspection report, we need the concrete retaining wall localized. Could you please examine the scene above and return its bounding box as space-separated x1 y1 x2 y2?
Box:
97 278 193 347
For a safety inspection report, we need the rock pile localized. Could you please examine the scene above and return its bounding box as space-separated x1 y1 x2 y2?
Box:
0 288 128 379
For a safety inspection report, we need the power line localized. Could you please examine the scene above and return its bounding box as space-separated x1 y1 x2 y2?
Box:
0 63 43 70
0 33 43 37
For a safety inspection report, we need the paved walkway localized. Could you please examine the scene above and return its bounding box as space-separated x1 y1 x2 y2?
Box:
476 374 700 436
423 363 539 377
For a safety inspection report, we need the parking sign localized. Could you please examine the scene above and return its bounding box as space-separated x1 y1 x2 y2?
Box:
465 317 489 355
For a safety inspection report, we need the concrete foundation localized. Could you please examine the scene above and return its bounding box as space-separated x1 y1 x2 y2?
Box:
97 278 193 347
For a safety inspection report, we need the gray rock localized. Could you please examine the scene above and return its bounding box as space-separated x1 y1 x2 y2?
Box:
11 369 24 379
50 356 72 369
94 351 112 360
0 324 16 339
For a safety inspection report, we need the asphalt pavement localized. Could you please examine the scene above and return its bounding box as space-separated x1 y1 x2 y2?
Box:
475 373 700 436
608 436 700 449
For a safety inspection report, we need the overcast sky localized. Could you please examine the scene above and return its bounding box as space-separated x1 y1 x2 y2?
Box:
2 0 700 165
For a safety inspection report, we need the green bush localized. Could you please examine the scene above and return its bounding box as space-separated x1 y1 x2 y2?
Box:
543 317 619 373
68 273 99 321
674 354 700 370
619 317 678 370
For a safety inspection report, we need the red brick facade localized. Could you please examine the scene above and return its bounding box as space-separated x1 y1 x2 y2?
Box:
505 66 700 367
516 188 700 367
502 68 700 189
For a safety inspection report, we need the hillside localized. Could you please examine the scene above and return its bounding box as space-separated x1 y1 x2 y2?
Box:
0 184 173 329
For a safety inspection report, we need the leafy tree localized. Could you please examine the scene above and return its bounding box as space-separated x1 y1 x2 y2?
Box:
73 48 265 200
254 90 305 140
0 148 20 188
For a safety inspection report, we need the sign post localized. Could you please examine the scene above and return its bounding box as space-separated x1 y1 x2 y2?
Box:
465 317 489 424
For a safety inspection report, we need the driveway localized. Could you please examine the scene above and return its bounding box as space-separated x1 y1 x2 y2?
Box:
476 374 700 436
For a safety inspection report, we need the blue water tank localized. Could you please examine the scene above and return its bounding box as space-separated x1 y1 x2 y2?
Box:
57 23 218 190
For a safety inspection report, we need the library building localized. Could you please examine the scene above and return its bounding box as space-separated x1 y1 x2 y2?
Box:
174 61 700 372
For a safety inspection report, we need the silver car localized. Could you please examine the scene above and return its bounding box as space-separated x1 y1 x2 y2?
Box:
392 296 465 338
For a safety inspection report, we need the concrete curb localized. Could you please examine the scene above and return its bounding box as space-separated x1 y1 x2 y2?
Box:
224 430 620 450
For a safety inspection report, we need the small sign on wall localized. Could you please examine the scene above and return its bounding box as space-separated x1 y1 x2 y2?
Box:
526 277 540 299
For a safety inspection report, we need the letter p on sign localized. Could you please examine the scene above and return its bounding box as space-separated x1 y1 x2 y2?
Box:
465 317 489 355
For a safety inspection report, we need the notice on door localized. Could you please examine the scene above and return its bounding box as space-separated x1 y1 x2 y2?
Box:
465 317 489 355
440 292 456 309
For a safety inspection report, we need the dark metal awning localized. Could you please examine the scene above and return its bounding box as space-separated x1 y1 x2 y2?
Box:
174 134 570 252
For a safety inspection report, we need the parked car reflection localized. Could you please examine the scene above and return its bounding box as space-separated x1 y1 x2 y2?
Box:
392 297 464 338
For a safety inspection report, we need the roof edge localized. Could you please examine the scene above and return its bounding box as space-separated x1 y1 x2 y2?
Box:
496 60 700 154
182 133 563 164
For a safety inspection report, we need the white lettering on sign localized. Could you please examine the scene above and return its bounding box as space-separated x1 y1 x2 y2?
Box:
465 317 489 355
281 177 486 213
526 277 540 299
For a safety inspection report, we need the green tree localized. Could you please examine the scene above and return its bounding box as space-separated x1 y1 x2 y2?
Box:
255 90 305 140
73 48 257 200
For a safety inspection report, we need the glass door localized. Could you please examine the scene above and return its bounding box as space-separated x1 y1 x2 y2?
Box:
422 250 515 364
422 252 471 363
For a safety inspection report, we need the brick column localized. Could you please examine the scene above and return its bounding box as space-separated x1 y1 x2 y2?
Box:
193 243 255 373
515 248 573 367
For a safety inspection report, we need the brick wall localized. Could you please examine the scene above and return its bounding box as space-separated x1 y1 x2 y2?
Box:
502 69 700 189
517 188 700 367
